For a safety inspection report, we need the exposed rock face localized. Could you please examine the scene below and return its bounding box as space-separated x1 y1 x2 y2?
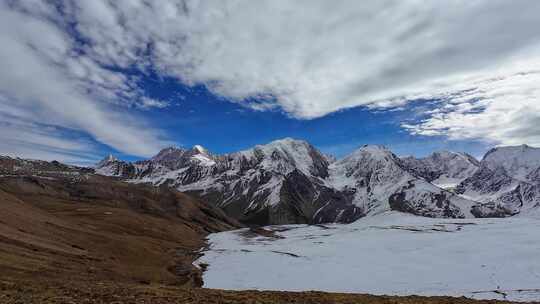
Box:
401 151 479 189
456 145 540 217
96 140 479 224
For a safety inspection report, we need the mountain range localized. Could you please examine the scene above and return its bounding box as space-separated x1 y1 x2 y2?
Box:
94 139 540 225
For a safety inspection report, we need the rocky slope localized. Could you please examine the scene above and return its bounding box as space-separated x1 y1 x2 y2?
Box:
456 145 540 217
96 139 482 224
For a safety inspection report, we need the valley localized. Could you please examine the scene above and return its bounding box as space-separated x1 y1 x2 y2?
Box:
197 212 540 302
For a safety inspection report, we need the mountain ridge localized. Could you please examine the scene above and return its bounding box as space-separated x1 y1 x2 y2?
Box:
5 140 540 225
94 139 540 224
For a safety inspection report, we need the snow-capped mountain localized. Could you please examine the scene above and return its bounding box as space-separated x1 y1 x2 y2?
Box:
326 145 475 218
96 138 492 224
455 145 540 217
481 145 540 183
96 139 363 225
94 154 133 177
401 151 479 189
95 140 540 223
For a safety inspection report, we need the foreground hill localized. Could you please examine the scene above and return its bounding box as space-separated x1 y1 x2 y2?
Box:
0 156 239 288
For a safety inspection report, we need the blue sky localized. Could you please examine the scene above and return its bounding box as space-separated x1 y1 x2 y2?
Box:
124 73 490 161
1 1 540 165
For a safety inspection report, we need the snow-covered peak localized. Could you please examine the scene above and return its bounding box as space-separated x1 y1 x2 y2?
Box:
482 145 540 182
151 146 187 161
431 150 464 159
340 145 395 164
355 144 392 154
150 145 217 168
237 137 327 177
330 145 402 183
96 154 118 168
94 154 132 177
331 145 401 183
430 151 480 165
456 145 540 217
327 144 473 218
421 151 480 173
483 145 539 161
192 144 208 154
104 154 117 162
185 145 215 166
191 154 216 166
257 137 310 151
432 150 458 157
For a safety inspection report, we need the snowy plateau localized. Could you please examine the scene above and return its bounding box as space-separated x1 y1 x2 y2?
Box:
196 212 540 302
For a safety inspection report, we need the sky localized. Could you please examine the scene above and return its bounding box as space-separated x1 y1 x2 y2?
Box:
1 0 540 165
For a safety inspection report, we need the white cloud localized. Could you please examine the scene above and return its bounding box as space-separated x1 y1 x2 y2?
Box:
139 97 170 109
69 0 540 146
95 1 540 117
33 0 538 118
403 57 540 147
0 1 172 160
2 0 540 159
